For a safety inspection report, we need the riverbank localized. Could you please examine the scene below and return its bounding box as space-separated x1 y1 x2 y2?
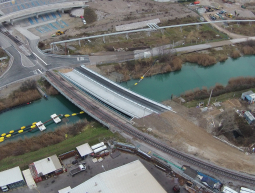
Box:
179 77 255 104
95 40 255 83
0 80 41 112
0 121 122 171
0 78 60 113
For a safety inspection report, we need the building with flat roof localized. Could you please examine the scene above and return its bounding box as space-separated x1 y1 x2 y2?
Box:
69 160 167 193
76 143 93 159
29 154 63 183
241 90 254 100
0 166 26 190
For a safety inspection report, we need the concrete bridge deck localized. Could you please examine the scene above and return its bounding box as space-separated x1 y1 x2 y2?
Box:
62 66 172 118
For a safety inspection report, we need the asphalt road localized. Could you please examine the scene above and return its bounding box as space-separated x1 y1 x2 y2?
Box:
75 66 167 113
29 39 90 69
0 45 41 87
0 35 90 88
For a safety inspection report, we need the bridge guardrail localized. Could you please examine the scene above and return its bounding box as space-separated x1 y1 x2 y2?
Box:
43 75 111 128
81 65 173 112
62 70 154 118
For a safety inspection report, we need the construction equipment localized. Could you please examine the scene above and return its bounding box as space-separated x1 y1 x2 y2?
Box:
52 30 64 37
225 13 233 18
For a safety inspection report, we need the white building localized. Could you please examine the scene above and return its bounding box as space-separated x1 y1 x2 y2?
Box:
76 143 93 159
69 160 167 193
222 186 238 193
0 166 26 190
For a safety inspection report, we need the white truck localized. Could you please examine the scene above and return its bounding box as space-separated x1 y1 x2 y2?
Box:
69 163 86 177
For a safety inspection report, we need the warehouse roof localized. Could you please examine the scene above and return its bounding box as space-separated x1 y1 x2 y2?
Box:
34 155 62 175
70 160 166 193
0 166 24 186
76 143 93 157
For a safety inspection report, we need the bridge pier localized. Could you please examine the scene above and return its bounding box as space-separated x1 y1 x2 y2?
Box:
180 26 182 33
36 13 39 19
61 8 64 13
79 40 81 47
10 19 13 25
161 29 164 34
196 24 199 30
126 33 129 39
103 36 105 43
147 31 150 37
249 21 251 26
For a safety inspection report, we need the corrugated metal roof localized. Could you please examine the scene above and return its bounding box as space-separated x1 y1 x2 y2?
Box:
70 160 167 193
76 143 93 157
223 186 238 193
0 166 24 186
242 90 254 96
244 111 255 121
22 169 36 189
34 155 62 175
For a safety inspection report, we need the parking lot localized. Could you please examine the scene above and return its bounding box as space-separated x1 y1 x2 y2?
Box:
11 151 181 193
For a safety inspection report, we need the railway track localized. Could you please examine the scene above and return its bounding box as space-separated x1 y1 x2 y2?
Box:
0 28 22 46
45 71 255 185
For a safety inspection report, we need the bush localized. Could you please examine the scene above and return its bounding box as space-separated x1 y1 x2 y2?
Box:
19 80 37 92
231 50 241 59
242 46 254 55
38 42 45 49
218 55 228 62
170 57 182 71
84 7 97 24
185 54 216 66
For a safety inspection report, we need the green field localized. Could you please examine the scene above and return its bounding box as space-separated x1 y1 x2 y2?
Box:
0 123 123 171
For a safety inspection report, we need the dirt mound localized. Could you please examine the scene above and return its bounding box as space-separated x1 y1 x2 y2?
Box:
134 110 255 174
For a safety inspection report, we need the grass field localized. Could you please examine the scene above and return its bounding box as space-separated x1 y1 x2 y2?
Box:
0 123 123 171
183 88 255 108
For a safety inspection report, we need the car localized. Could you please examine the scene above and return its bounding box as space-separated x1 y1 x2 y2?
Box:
82 19 86 24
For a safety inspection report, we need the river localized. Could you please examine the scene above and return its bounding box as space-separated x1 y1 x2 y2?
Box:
1 56 255 141
0 95 91 141
120 56 255 102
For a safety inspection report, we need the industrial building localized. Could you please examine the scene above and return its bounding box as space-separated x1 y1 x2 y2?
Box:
76 143 93 159
68 160 167 193
0 166 26 190
241 90 255 101
29 154 63 183
244 111 255 125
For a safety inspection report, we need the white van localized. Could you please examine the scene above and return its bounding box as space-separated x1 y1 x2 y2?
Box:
1 185 9 192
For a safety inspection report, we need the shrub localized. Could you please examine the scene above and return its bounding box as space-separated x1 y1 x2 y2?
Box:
218 55 228 62
185 54 216 66
242 46 254 55
84 7 97 24
231 50 241 59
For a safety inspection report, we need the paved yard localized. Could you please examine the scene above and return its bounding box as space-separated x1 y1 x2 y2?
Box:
11 151 181 193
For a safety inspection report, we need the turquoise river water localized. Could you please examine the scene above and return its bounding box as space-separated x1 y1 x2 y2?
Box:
120 56 255 102
0 95 90 141
1 55 255 140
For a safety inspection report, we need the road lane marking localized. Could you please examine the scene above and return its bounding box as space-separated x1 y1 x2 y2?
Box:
32 52 49 66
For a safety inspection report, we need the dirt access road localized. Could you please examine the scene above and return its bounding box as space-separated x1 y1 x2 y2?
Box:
134 103 255 175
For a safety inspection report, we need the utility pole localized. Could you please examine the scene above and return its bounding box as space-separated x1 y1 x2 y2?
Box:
208 89 213 106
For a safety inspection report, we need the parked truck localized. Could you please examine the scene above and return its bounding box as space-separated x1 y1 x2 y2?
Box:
69 163 86 177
